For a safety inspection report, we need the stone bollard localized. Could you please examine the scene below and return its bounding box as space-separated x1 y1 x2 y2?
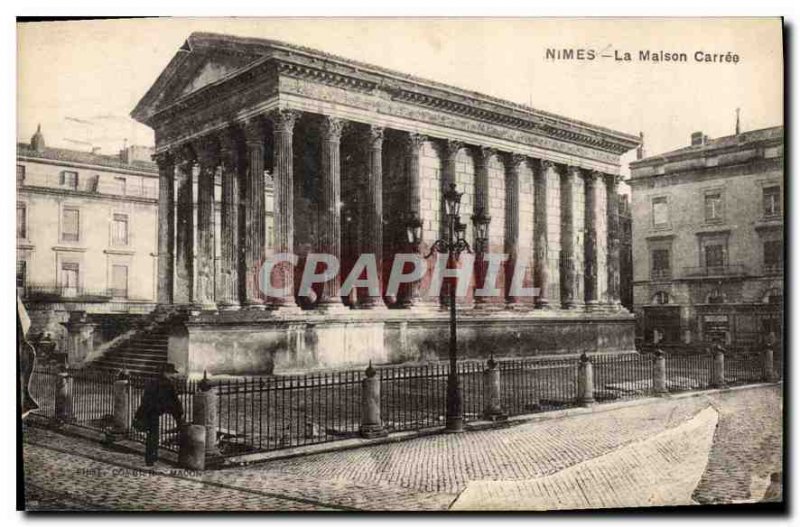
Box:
54 367 74 423
577 353 595 406
653 349 668 395
192 371 219 455
483 355 505 420
178 424 206 470
112 370 132 433
711 345 726 388
360 362 387 438
763 344 777 382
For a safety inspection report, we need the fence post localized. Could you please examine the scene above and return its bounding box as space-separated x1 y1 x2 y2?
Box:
711 345 726 388
54 366 74 423
192 371 219 456
483 355 505 420
763 343 777 382
178 424 206 470
653 349 668 395
577 353 595 406
360 362 387 438
112 370 132 433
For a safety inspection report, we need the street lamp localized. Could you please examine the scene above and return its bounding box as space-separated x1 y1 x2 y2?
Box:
426 183 475 433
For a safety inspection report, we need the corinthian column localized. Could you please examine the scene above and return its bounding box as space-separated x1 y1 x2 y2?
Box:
606 173 622 309
473 146 494 309
154 152 174 306
195 138 218 310
360 125 387 309
534 160 552 309
270 109 300 311
317 115 348 312
504 153 524 308
242 119 266 309
399 132 427 308
560 165 579 309
584 170 600 310
174 145 195 306
217 128 241 310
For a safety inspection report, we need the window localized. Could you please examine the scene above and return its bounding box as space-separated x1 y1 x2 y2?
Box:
16 165 25 184
112 213 129 246
111 264 128 298
704 192 723 222
652 291 670 305
705 244 725 269
17 202 26 239
652 197 669 227
651 249 670 279
114 177 127 195
707 288 725 304
763 185 781 217
60 262 79 297
60 170 79 189
764 240 783 273
62 207 80 242
16 261 26 289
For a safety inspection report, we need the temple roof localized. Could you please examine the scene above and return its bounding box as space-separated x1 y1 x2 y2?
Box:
132 32 640 156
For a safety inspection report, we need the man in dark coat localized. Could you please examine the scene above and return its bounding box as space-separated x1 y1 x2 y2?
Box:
134 365 184 466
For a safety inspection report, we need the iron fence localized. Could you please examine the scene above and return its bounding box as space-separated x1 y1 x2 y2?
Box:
27 346 777 461
593 353 654 401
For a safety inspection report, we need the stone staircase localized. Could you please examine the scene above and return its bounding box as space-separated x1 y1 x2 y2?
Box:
89 313 177 376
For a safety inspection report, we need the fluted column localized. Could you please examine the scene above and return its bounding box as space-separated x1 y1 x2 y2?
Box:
242 120 266 309
400 132 427 308
195 138 218 310
218 128 241 310
270 109 301 310
534 160 551 309
474 146 494 309
584 170 600 310
560 165 579 309
318 115 347 311
360 125 387 309
155 152 175 306
504 153 524 308
174 145 195 306
606 173 622 309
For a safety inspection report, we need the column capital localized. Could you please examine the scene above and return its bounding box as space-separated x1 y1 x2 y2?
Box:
539 159 556 172
505 152 526 169
194 136 220 167
270 108 301 134
218 126 241 162
321 116 346 141
566 165 583 178
367 125 385 148
243 118 267 146
175 144 196 166
405 132 427 152
606 173 623 186
583 169 603 184
475 146 496 163
444 139 464 157
152 150 174 167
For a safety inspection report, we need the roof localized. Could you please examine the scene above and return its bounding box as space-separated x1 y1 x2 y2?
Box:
17 142 157 174
630 126 783 168
132 32 640 155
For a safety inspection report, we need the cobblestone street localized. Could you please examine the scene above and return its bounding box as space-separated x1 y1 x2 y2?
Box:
21 385 782 512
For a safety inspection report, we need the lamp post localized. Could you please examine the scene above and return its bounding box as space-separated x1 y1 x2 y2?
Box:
424 183 489 433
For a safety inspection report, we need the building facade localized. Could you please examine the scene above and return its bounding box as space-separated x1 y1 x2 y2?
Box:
629 126 784 350
131 32 641 375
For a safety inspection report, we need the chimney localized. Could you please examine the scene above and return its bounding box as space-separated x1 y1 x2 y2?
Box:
92 146 102 155
690 131 705 146
30 124 46 152
636 131 645 160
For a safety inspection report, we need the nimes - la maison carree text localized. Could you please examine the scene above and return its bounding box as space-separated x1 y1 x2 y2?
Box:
545 48 741 63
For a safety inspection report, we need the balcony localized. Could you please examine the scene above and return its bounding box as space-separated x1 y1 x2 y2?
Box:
682 264 748 278
650 269 672 280
764 263 784 276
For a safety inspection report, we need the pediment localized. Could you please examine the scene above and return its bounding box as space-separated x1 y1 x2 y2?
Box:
133 43 263 123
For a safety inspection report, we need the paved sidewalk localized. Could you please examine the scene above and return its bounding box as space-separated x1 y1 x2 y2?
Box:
22 385 782 511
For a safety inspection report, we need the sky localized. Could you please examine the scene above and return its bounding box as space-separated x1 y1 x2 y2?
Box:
17 17 783 176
